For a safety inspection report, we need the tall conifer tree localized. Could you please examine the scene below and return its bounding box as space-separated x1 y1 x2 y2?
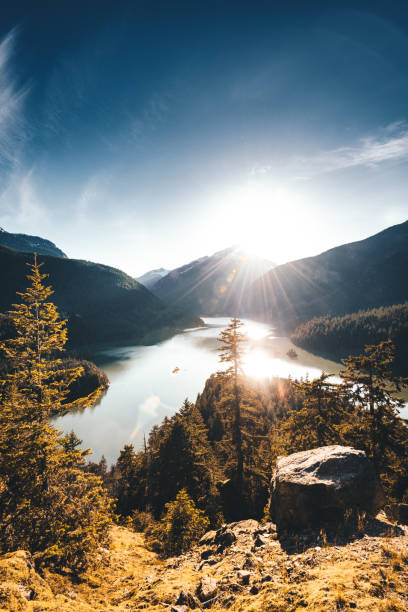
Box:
218 318 247 505
0 256 111 571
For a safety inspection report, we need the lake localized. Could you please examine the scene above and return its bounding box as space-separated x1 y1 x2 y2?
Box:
54 317 407 464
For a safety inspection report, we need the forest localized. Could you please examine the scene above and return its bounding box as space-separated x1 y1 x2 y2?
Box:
291 302 408 375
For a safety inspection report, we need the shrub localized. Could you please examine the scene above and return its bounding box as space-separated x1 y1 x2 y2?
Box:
146 489 209 556
131 510 155 532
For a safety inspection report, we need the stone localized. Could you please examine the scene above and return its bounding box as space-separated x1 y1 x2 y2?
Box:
242 556 255 569
237 570 251 585
201 549 213 560
384 503 408 525
261 574 272 582
176 590 200 608
215 527 236 548
199 530 217 546
197 576 218 602
250 585 259 595
15 585 34 600
230 519 259 533
270 445 385 531
253 534 267 547
171 606 188 612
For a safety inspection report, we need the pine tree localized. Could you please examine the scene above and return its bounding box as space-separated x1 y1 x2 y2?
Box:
283 373 349 451
217 318 247 509
0 256 112 571
340 340 408 499
146 489 209 556
116 444 138 516
0 254 102 420
340 340 408 469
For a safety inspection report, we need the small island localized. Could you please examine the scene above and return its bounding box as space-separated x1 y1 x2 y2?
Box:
286 348 298 359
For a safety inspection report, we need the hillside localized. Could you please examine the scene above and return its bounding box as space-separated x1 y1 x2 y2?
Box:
246 220 408 331
136 267 169 289
151 246 274 316
0 245 200 348
1 520 407 611
291 302 408 375
0 228 67 258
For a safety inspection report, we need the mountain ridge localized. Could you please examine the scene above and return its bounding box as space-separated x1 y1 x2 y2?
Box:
245 220 408 330
0 227 67 258
136 267 169 289
151 246 275 316
0 245 201 348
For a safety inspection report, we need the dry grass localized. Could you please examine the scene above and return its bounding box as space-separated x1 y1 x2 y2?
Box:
0 522 407 611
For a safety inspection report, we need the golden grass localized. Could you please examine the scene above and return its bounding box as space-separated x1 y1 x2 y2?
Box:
0 524 407 611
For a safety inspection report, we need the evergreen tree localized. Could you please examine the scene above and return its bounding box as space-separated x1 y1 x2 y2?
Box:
283 373 350 451
116 444 140 517
0 256 111 571
0 255 102 419
146 489 209 556
340 340 408 499
217 318 247 504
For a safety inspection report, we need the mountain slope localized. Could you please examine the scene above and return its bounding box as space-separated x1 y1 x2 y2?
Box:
137 267 169 289
0 227 67 258
151 246 274 316
0 246 200 347
1 521 407 611
246 220 408 330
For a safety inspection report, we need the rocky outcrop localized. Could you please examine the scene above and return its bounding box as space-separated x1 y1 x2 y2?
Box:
270 445 385 531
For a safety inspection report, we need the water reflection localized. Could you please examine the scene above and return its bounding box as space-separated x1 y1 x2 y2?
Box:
54 317 406 463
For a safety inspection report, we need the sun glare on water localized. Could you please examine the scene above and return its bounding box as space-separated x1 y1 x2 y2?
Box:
241 319 270 340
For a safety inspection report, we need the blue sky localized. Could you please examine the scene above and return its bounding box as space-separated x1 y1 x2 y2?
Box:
0 1 407 276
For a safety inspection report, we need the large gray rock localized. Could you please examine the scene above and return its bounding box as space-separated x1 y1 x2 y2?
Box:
270 445 385 531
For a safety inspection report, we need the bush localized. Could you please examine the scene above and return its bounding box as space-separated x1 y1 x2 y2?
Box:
146 489 209 556
131 509 154 532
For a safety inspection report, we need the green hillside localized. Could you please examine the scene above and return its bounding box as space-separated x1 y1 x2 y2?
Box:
291 302 408 375
0 245 201 347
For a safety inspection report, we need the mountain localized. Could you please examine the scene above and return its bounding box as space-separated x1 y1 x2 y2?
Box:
137 267 169 289
0 245 201 347
0 227 67 258
246 220 408 330
150 246 274 316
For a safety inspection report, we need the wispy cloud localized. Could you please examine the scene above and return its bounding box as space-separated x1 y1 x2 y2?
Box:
251 122 408 179
76 172 113 224
0 28 28 169
0 169 48 232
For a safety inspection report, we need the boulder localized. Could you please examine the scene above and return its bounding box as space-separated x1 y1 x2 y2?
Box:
199 530 217 546
197 576 218 602
270 445 385 531
215 527 236 548
384 503 408 525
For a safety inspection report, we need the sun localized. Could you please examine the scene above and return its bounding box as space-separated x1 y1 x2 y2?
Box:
222 182 297 259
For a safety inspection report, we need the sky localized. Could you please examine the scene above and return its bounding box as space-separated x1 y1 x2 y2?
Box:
0 0 407 277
